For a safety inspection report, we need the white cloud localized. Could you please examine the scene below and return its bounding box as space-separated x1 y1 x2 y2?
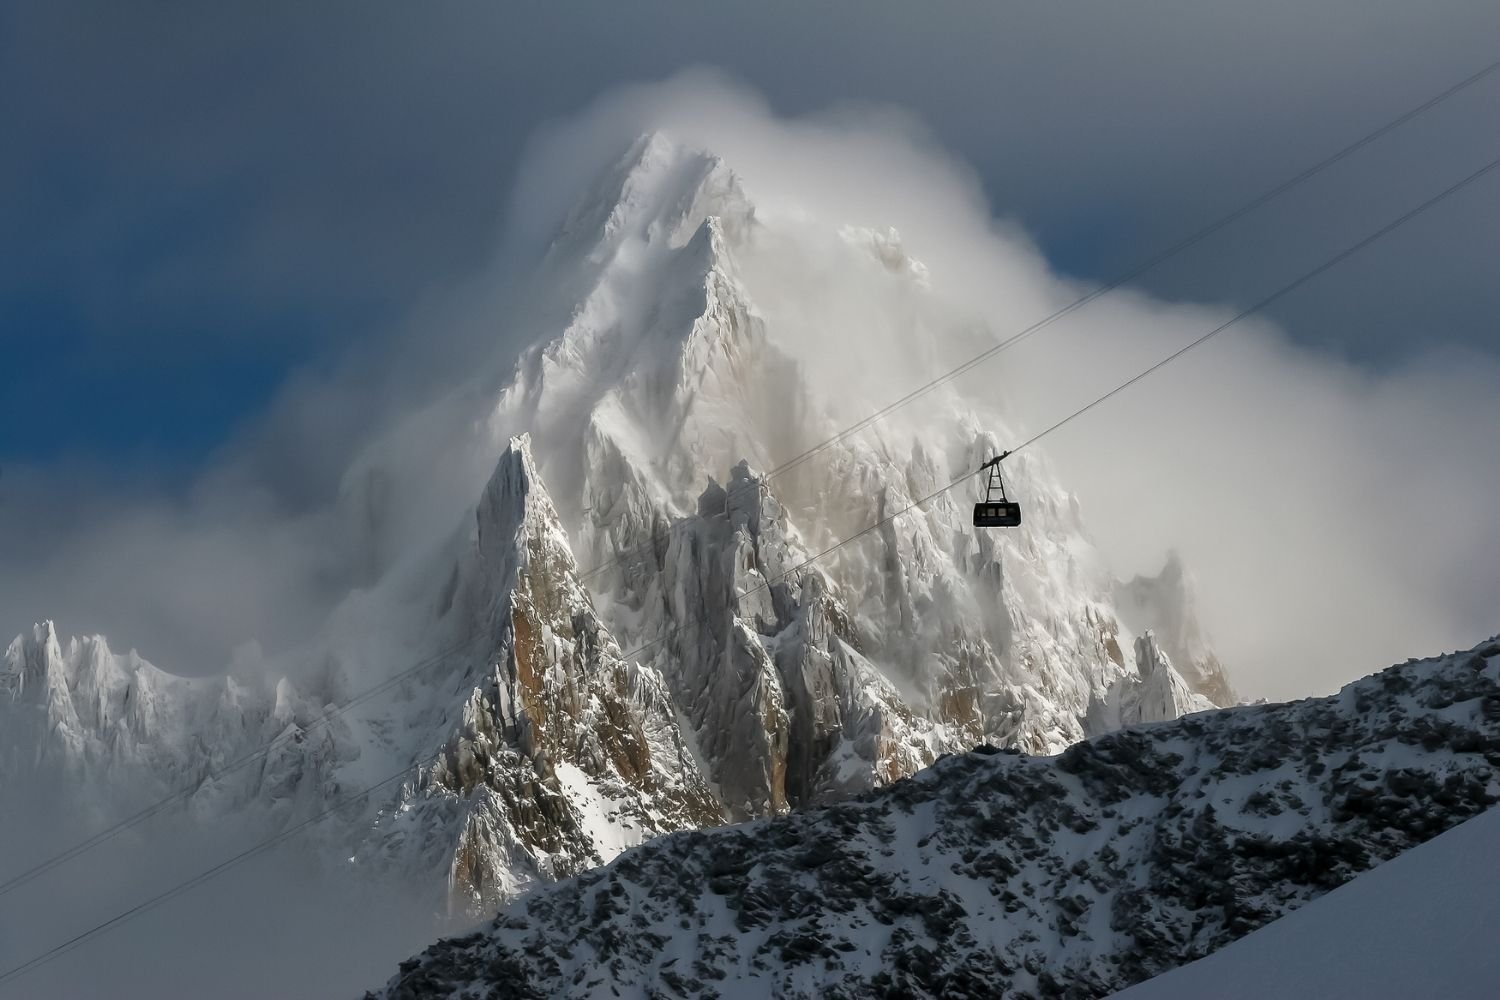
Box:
505 72 1500 700
4 72 1495 700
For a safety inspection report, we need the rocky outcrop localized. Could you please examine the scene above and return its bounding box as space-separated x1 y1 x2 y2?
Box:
1087 632 1217 732
1117 552 1234 705
353 437 721 911
371 635 1500 1000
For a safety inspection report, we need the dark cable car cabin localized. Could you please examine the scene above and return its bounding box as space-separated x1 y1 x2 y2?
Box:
973 454 1021 527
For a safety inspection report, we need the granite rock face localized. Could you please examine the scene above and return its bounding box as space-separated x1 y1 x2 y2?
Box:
350 438 723 910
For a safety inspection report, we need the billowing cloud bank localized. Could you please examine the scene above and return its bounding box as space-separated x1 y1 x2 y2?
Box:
4 72 1496 702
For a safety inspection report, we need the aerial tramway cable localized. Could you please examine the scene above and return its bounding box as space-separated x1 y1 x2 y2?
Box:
3 141 1495 992
992 153 1500 463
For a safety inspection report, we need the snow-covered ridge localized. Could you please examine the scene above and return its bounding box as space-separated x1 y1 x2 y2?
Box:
4 131 1230 914
1 621 346 825
370 635 1500 1000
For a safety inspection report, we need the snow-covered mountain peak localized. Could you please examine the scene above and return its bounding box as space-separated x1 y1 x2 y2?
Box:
1117 551 1233 704
4 622 176 753
0 618 350 832
473 434 564 578
3 619 62 699
3 131 1236 928
549 131 754 267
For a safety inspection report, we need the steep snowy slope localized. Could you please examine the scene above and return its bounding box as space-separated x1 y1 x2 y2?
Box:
3 132 1230 916
1114 802 1500 1000
370 635 1500 1000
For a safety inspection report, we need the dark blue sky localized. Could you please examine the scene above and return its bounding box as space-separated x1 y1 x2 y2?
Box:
3 1 1497 478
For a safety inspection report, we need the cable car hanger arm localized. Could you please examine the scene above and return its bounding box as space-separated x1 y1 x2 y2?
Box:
979 450 1011 472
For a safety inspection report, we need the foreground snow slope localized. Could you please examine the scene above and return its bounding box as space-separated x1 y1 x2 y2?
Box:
1115 801 1500 1000
370 635 1500 999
